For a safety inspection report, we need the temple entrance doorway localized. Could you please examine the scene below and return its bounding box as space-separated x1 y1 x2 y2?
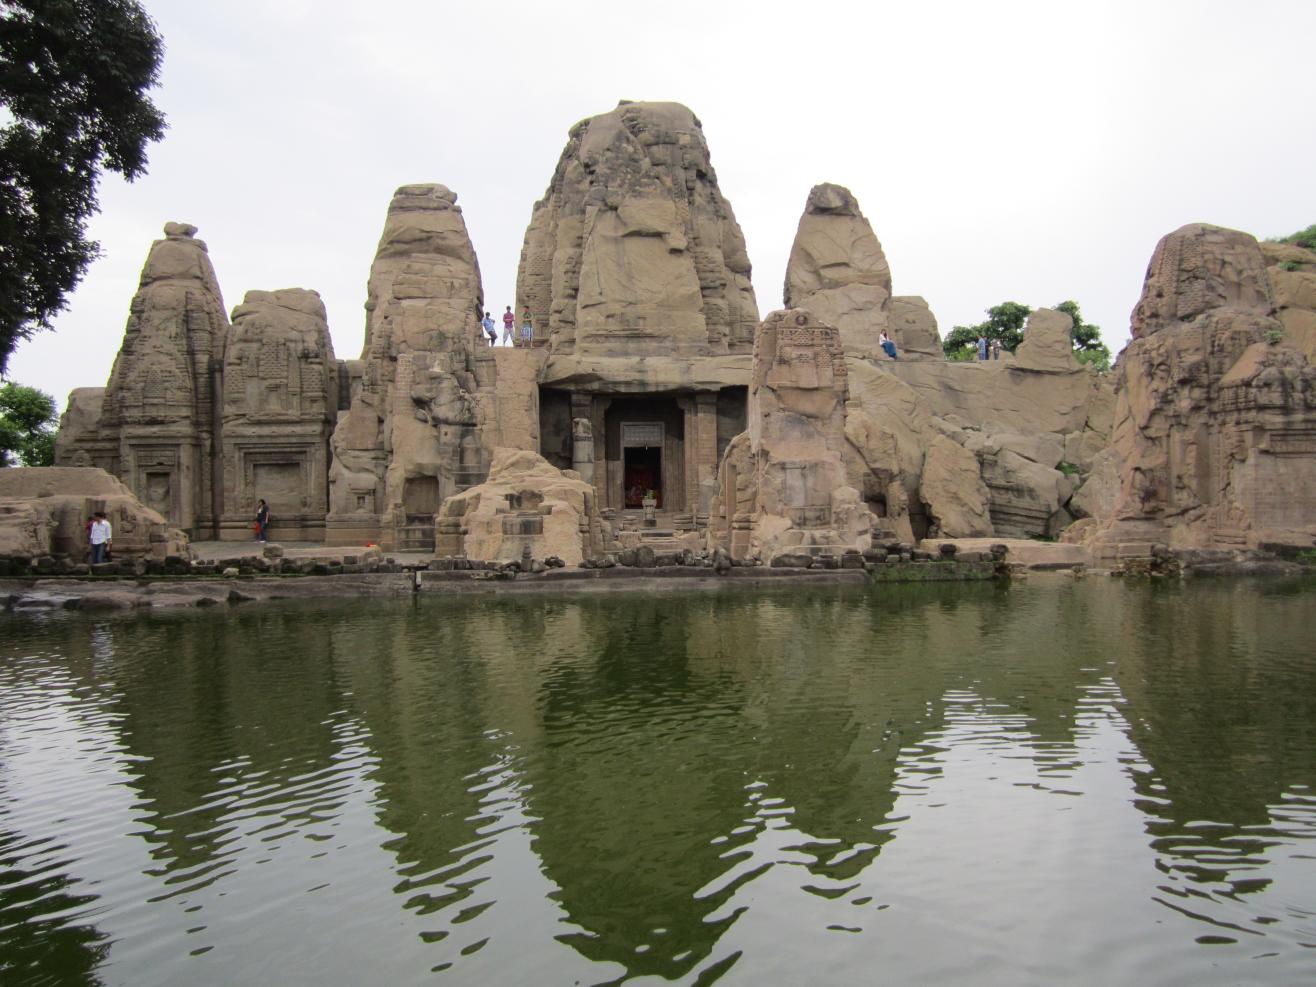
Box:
623 444 662 508
603 399 684 512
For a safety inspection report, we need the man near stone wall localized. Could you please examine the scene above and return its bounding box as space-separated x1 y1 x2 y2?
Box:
501 306 515 346
481 311 497 345
89 512 112 564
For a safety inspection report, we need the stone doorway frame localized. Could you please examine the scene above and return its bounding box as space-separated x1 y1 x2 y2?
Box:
621 422 664 508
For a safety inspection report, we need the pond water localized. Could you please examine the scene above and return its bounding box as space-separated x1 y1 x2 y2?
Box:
1 576 1314 986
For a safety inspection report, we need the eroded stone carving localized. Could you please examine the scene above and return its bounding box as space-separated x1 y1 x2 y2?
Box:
517 101 758 369
0 467 189 560
56 223 229 534
1088 223 1316 553
709 310 873 561
221 289 337 538
784 183 892 361
433 449 606 565
1261 239 1316 363
326 184 497 549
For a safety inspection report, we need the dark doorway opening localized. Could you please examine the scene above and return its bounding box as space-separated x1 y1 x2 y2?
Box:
624 446 662 508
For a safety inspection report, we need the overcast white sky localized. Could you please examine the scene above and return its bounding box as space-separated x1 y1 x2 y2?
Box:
8 0 1316 410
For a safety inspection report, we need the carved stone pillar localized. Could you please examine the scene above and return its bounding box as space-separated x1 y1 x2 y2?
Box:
571 417 595 486
693 393 719 519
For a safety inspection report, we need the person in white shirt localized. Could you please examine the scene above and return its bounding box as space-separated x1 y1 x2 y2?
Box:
89 512 113 564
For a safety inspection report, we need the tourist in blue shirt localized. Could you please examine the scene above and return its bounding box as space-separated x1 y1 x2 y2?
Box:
481 311 496 345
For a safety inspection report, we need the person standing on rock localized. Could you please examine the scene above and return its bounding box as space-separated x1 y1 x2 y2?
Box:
89 511 113 565
520 315 534 348
255 499 270 542
977 334 989 361
481 311 497 345
501 306 515 346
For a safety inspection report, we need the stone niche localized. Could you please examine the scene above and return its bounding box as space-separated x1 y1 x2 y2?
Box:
218 289 338 540
708 309 873 562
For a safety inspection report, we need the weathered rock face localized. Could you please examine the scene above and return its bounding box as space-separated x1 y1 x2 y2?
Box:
1130 225 1275 338
784 184 892 361
1068 448 1120 521
874 319 1114 538
919 435 993 538
841 361 936 543
433 449 606 565
326 185 499 549
888 296 944 359
0 467 189 560
517 101 758 385
918 415 1074 539
1261 240 1316 363
221 289 338 538
55 223 229 533
1093 223 1316 552
53 388 106 465
709 309 872 561
1014 308 1082 373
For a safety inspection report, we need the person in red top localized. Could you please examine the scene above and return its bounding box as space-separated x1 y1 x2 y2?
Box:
501 306 515 346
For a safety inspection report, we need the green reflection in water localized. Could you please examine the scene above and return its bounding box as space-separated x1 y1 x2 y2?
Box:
0 576 1313 984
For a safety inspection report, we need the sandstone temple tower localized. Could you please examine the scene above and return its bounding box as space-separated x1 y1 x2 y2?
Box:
515 101 760 521
55 223 338 540
324 184 501 548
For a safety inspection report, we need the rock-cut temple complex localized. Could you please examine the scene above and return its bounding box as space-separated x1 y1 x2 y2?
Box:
43 100 1316 566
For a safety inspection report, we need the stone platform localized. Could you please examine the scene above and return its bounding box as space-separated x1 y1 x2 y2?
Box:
919 538 1092 570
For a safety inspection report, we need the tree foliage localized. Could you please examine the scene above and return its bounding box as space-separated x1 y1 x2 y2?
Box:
1279 224 1316 252
943 301 1032 359
942 298 1111 371
0 0 166 372
1054 299 1111 372
0 380 57 466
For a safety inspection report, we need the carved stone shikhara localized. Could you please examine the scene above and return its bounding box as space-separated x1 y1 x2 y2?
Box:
518 101 758 362
324 184 497 549
1084 224 1316 554
56 223 228 535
